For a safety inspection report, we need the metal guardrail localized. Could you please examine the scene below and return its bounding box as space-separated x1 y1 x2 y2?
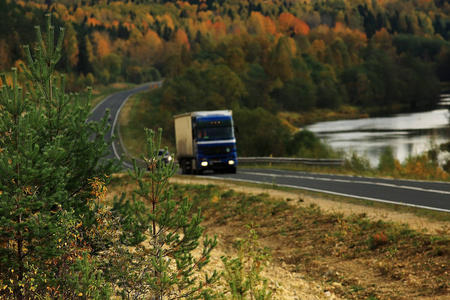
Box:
238 157 344 166
125 156 344 167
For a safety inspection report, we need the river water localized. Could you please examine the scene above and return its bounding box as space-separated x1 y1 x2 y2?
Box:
306 98 450 167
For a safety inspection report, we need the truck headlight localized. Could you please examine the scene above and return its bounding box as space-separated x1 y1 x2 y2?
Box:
228 160 235 165
201 161 209 167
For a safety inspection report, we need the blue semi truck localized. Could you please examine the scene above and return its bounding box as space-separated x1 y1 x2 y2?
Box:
174 110 237 175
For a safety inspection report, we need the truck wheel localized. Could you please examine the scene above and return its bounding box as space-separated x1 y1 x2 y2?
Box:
181 159 190 174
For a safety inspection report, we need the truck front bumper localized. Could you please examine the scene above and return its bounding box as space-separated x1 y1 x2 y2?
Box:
199 158 237 172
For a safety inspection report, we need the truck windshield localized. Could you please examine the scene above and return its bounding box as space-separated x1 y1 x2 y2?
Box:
197 126 234 141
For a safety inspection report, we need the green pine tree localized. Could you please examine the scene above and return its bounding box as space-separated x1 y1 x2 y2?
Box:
110 128 220 299
0 14 120 299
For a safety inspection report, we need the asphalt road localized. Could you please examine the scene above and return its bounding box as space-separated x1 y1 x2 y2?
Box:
89 84 450 214
203 168 450 213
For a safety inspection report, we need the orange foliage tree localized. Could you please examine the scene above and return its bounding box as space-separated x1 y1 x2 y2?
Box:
278 12 310 36
173 28 190 50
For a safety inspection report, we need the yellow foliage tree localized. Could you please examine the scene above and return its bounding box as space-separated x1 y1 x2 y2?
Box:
156 13 175 32
371 28 395 55
64 23 79 68
333 22 367 53
73 7 86 22
248 11 265 35
92 31 111 60
130 29 164 65
308 39 326 62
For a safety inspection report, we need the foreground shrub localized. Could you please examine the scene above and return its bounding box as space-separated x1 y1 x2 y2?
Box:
221 224 274 299
400 154 448 180
378 146 396 173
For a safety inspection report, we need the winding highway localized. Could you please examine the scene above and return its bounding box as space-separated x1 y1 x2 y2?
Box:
90 84 450 213
89 82 161 164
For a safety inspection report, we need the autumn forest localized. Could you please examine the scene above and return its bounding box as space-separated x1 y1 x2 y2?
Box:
1 0 450 156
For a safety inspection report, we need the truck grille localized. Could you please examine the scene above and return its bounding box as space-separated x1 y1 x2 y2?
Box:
201 146 233 155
